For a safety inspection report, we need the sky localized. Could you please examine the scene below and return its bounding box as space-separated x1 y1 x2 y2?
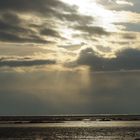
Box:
0 0 140 115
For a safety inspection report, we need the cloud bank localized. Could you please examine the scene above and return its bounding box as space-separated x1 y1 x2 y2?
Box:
73 48 140 71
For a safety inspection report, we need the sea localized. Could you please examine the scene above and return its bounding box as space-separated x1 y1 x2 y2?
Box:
0 115 140 140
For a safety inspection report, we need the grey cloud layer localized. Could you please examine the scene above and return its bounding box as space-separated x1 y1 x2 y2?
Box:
0 12 52 43
75 48 140 71
74 25 110 36
0 0 139 116
0 56 56 67
0 0 137 45
0 0 139 71
0 0 95 43
0 0 75 14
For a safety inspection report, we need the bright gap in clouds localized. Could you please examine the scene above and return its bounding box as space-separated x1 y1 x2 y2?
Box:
60 0 117 31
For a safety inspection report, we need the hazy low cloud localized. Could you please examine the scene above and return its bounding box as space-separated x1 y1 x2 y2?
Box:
0 70 140 115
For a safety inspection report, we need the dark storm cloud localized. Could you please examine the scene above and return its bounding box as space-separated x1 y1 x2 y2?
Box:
0 12 53 43
1 12 21 24
0 0 81 21
76 47 140 71
0 0 76 14
0 0 94 25
0 31 51 43
0 14 27 33
0 57 56 67
0 0 94 43
74 25 110 36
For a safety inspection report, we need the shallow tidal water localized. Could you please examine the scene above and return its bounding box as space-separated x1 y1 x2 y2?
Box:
0 121 140 140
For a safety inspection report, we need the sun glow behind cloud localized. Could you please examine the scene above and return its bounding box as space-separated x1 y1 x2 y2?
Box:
56 0 140 60
60 0 117 31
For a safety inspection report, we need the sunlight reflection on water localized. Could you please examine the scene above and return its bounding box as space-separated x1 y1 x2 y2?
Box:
1 121 140 128
0 121 140 140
